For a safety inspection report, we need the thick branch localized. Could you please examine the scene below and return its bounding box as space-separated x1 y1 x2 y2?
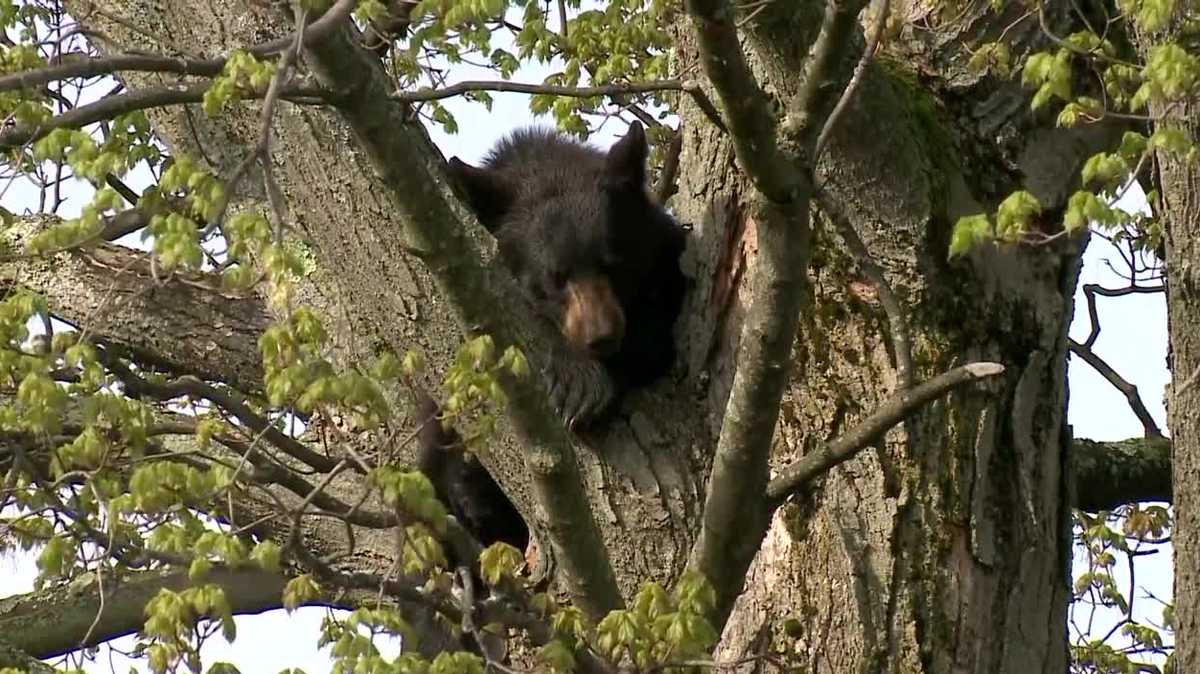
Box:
766 362 1006 503
681 0 837 629
1072 436 1172 511
0 640 56 674
301 17 622 619
0 567 296 659
0 405 471 657
683 0 807 203
686 199 811 627
0 222 267 393
682 0 892 631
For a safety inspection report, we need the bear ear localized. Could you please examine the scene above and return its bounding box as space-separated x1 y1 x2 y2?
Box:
604 121 648 191
447 157 511 231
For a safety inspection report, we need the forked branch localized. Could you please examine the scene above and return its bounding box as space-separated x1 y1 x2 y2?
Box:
683 0 807 203
301 12 623 620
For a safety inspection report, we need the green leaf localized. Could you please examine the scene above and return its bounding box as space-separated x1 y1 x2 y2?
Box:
995 191 1042 242
282 574 320 612
36 534 74 579
250 540 283 572
948 214 992 258
479 542 524 585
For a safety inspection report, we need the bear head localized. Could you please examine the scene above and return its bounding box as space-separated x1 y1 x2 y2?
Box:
447 122 677 363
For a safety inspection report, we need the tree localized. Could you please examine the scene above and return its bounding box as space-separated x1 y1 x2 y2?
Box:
0 0 1189 673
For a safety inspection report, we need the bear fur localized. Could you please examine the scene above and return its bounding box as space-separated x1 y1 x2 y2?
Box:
447 121 687 429
414 390 529 559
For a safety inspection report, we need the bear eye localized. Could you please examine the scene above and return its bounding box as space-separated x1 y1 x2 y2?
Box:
601 251 622 269
551 269 569 288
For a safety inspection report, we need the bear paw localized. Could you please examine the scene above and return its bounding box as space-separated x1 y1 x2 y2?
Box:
543 354 618 431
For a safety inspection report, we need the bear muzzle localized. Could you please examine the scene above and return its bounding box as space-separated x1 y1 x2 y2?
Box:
562 275 626 358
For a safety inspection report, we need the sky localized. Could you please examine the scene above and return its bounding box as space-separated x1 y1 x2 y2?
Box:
0 9 1176 674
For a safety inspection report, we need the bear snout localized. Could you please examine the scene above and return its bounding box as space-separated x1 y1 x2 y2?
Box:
562 275 626 357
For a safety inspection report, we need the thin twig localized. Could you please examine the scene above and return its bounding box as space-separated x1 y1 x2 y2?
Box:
816 188 913 388
1069 339 1163 438
391 78 727 131
0 82 335 149
813 0 891 162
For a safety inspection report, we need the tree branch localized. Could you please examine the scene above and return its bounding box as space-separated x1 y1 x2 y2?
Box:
683 0 807 203
0 82 337 149
0 0 356 94
684 198 811 627
0 53 224 94
808 0 885 160
0 221 268 394
785 0 869 145
1069 339 1164 438
0 567 297 659
766 362 1006 503
393 77 684 103
392 78 726 132
1072 436 1172 511
817 189 913 388
106 362 340 474
301 17 623 620
0 640 56 674
655 128 684 203
1078 282 1164 349
680 0 826 628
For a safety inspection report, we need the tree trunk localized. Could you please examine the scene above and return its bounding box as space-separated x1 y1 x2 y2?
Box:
1 1 1129 671
667 5 1110 670
1121 17 1199 669
1147 55 1200 674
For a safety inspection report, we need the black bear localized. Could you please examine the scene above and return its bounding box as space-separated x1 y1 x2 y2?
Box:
414 389 529 561
447 121 687 429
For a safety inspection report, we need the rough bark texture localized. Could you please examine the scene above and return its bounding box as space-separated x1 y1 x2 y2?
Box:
1153 66 1200 674
0 1 1140 671
0 568 291 658
668 4 1109 670
0 217 268 393
1122 17 1200 669
1072 437 1172 512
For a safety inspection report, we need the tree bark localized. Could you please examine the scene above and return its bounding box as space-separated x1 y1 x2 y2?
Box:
666 4 1112 670
1148 53 1200 674
0 1 1144 671
1117 14 1200 668
0 217 268 392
